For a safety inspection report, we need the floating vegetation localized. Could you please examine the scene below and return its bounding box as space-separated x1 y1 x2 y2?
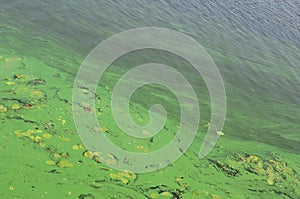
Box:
83 150 94 158
56 159 73 168
58 136 70 142
99 126 109 132
27 78 46 86
1 49 299 199
13 74 27 79
209 152 300 198
201 191 222 199
145 185 185 199
208 158 240 177
216 130 224 136
82 150 120 165
109 170 137 185
14 129 47 148
23 103 33 108
150 192 159 198
135 144 149 153
46 160 56 165
5 58 12 62
0 104 7 113
14 129 40 138
5 81 15 85
150 191 182 198
30 90 44 98
78 193 95 199
72 144 84 151
42 133 52 139
44 121 55 130
11 103 21 110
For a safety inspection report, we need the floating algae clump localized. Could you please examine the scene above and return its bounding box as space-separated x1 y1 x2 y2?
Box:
208 152 299 198
14 129 47 148
46 160 56 165
27 78 46 85
109 170 137 185
72 144 84 150
0 104 7 113
5 81 15 85
13 74 27 79
42 133 52 139
208 158 240 177
230 152 299 198
56 159 73 168
11 104 21 110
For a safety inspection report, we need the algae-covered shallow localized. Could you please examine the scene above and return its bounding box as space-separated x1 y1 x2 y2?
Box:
1 1 300 199
0 50 299 198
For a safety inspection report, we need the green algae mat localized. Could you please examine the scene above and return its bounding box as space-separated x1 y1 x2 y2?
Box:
0 49 299 199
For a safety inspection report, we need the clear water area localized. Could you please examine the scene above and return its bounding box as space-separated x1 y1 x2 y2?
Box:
0 0 299 198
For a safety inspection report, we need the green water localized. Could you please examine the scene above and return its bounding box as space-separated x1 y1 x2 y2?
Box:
0 1 299 198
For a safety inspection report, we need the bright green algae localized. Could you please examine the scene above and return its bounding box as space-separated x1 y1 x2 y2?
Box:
0 51 299 199
1 1 300 198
